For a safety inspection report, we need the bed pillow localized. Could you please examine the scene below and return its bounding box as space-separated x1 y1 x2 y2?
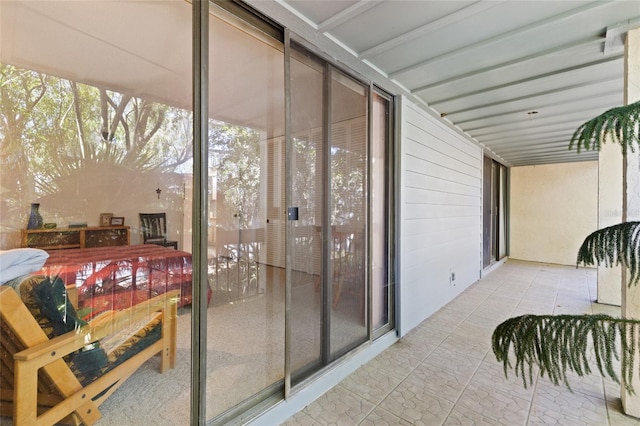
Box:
0 248 49 284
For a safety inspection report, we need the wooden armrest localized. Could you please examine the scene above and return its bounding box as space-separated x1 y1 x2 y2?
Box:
14 290 179 366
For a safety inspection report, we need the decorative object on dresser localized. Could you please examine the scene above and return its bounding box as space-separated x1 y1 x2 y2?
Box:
99 213 113 227
109 216 125 226
26 202 43 229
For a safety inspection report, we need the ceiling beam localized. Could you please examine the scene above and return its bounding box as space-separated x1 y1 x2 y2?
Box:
510 157 598 166
487 135 574 148
466 107 612 135
479 129 574 144
470 122 584 142
505 151 598 161
439 77 621 118
411 36 603 93
454 91 620 125
497 141 577 152
317 0 383 32
388 0 611 79
429 56 622 108
359 1 504 59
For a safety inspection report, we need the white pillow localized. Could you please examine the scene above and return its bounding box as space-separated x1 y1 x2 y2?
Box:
0 248 49 285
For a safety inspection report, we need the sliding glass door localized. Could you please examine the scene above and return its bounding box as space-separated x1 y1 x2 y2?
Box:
483 156 508 267
287 41 369 386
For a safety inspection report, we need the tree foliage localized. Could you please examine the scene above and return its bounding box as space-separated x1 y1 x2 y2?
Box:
569 100 640 153
209 123 261 230
0 64 193 221
493 100 640 396
577 221 640 286
493 314 640 393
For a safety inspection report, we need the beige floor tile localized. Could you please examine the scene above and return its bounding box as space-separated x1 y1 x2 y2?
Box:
408 362 472 402
452 321 494 343
462 312 507 330
358 406 413 426
529 380 607 425
537 371 605 400
300 386 375 426
470 360 536 402
379 379 455 425
365 343 423 377
440 333 492 360
423 346 483 378
443 406 504 426
471 304 516 322
455 381 530 425
339 362 405 405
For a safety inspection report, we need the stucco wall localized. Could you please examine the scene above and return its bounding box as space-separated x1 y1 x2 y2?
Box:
510 161 598 266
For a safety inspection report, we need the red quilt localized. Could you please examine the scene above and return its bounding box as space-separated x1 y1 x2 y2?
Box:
38 245 193 317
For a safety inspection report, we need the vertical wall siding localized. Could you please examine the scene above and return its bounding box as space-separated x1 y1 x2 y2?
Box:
399 97 483 335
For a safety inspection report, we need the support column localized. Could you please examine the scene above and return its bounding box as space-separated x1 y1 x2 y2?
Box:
621 26 640 417
598 142 622 306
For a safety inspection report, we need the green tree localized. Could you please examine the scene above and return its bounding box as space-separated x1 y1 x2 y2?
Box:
492 101 640 394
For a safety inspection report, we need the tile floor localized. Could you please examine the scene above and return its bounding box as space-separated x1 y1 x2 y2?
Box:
281 260 640 425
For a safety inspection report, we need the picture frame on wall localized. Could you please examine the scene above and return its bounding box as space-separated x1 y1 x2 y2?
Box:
110 217 125 226
100 213 113 227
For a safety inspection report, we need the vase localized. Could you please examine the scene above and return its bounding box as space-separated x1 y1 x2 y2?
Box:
26 203 43 229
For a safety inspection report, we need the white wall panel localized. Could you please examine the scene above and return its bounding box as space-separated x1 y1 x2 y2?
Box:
399 97 483 335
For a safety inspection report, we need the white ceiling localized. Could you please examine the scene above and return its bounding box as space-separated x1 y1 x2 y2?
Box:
2 1 639 166
267 0 640 166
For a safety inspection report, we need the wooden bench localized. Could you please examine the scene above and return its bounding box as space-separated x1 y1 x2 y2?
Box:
0 276 178 425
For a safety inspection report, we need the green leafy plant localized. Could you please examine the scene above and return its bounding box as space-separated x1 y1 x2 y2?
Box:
492 100 640 393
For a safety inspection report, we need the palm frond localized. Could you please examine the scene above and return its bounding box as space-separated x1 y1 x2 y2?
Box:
576 221 640 286
569 101 640 152
492 314 640 393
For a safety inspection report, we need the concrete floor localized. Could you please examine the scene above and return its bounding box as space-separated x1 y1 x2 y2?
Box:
281 260 640 425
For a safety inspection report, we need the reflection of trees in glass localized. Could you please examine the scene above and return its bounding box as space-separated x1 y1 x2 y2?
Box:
0 64 192 222
209 122 261 230
292 135 318 226
332 146 364 225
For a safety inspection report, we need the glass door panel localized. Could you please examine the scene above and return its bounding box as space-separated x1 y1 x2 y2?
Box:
498 165 507 259
329 69 368 357
371 91 391 332
206 7 285 420
288 45 324 384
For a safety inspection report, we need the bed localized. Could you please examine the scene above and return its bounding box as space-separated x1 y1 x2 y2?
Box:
36 244 193 318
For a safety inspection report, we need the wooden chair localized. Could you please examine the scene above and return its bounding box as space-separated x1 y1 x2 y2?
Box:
139 213 178 249
331 228 365 315
0 277 179 426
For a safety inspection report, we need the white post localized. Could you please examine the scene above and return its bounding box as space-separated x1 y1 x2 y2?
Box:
621 27 640 418
598 142 623 306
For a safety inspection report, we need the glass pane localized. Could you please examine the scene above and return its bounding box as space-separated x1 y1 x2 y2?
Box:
371 92 390 331
329 69 367 357
490 162 498 260
289 46 324 383
1 1 193 424
498 166 507 259
206 8 285 420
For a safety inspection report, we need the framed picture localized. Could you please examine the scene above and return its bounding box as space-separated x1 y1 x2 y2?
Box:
100 213 113 227
110 216 125 226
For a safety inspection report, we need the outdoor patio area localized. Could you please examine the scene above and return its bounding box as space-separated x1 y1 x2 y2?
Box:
282 260 639 426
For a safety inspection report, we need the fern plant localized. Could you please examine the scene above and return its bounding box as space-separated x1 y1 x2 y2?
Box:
492 100 640 393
